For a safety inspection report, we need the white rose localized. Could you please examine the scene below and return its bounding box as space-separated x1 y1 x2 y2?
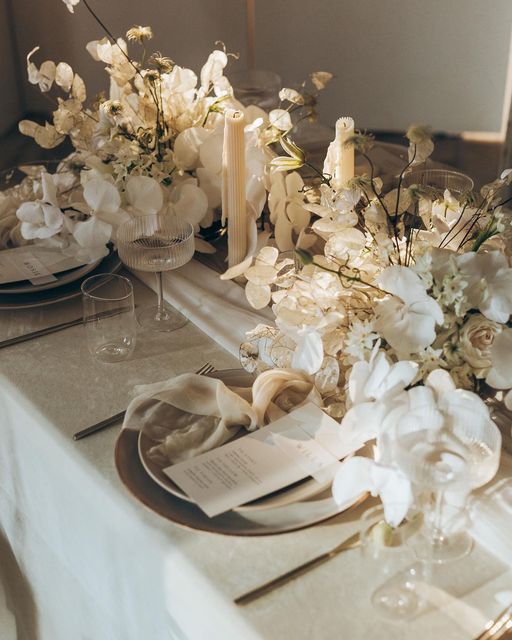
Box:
459 314 501 377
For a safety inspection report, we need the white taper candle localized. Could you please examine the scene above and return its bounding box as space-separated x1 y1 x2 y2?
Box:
334 116 355 188
222 109 247 268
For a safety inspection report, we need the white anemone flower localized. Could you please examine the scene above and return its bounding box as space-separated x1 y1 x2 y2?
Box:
375 266 444 356
17 173 64 240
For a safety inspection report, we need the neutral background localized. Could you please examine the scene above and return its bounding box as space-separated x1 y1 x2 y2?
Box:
1 1 512 137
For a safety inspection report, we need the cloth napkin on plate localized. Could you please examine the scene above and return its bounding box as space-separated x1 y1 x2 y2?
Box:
123 368 322 464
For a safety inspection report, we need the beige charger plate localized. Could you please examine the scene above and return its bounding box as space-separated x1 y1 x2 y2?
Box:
116 426 368 536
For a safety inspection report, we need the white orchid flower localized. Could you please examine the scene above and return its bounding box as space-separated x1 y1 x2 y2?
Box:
332 456 413 527
67 177 123 259
456 251 512 323
200 50 228 92
375 266 444 356
17 173 64 240
348 344 419 406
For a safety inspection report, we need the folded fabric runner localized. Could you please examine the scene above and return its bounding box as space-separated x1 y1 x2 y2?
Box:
123 368 322 464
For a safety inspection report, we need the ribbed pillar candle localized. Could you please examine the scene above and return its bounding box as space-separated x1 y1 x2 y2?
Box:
222 109 247 268
333 116 355 188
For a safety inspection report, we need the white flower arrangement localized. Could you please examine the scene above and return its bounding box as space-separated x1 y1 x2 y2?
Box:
234 126 512 516
0 0 331 262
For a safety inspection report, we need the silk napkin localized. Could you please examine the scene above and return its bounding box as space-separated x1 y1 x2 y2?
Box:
123 368 322 465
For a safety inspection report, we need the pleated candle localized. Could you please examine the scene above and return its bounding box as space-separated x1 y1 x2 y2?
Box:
222 109 247 268
334 116 355 188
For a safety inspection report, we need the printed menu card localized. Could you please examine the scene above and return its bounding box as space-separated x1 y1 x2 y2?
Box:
164 402 364 517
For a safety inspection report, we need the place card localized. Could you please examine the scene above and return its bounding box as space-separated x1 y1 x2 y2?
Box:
164 403 361 517
0 245 89 285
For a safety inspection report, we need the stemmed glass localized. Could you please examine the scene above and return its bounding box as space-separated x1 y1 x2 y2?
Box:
392 398 501 563
117 214 195 332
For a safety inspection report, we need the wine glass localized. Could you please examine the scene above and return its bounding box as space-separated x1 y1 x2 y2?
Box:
360 504 424 620
392 398 501 563
402 169 474 198
227 69 282 110
116 215 194 332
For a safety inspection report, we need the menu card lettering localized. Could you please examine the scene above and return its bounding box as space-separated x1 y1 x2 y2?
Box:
164 403 362 517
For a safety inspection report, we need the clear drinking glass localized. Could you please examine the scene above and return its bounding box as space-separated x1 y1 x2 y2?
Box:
392 399 501 563
116 215 195 332
360 505 424 620
82 274 136 363
402 169 474 198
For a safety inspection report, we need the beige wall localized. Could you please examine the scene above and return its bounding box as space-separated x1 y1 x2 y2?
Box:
256 0 512 133
0 0 23 135
4 0 512 134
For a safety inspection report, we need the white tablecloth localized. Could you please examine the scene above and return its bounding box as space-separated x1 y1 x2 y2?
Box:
0 264 511 640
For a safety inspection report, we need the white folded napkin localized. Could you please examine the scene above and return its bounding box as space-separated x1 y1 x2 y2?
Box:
123 368 322 465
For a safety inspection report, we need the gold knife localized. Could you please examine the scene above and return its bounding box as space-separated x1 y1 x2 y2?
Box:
234 530 361 606
473 604 512 640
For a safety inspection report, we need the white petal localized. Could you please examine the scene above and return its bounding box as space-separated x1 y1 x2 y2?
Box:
196 168 222 209
125 176 162 215
245 282 271 309
174 127 209 171
73 216 112 248
84 178 121 215
292 329 324 374
55 62 74 92
17 202 43 224
42 204 63 230
171 184 208 225
269 109 292 131
274 213 294 251
332 457 373 506
370 465 413 527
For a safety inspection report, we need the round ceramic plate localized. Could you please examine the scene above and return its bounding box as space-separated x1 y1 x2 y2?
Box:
0 250 121 310
0 257 102 294
137 369 337 513
116 426 368 536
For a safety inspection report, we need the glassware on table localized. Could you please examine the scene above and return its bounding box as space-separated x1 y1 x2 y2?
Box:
360 504 424 620
402 169 474 198
392 399 501 563
81 274 136 363
227 69 282 111
116 215 195 332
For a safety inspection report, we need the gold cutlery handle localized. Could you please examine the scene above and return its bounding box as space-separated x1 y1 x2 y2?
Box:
474 605 512 640
235 535 361 606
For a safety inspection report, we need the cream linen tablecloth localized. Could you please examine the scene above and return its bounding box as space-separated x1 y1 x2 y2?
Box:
0 265 511 640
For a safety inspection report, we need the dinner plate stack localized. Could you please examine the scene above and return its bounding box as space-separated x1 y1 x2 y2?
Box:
116 369 369 536
0 248 122 310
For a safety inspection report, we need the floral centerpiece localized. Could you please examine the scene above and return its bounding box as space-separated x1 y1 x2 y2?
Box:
0 0 331 264
230 125 512 520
